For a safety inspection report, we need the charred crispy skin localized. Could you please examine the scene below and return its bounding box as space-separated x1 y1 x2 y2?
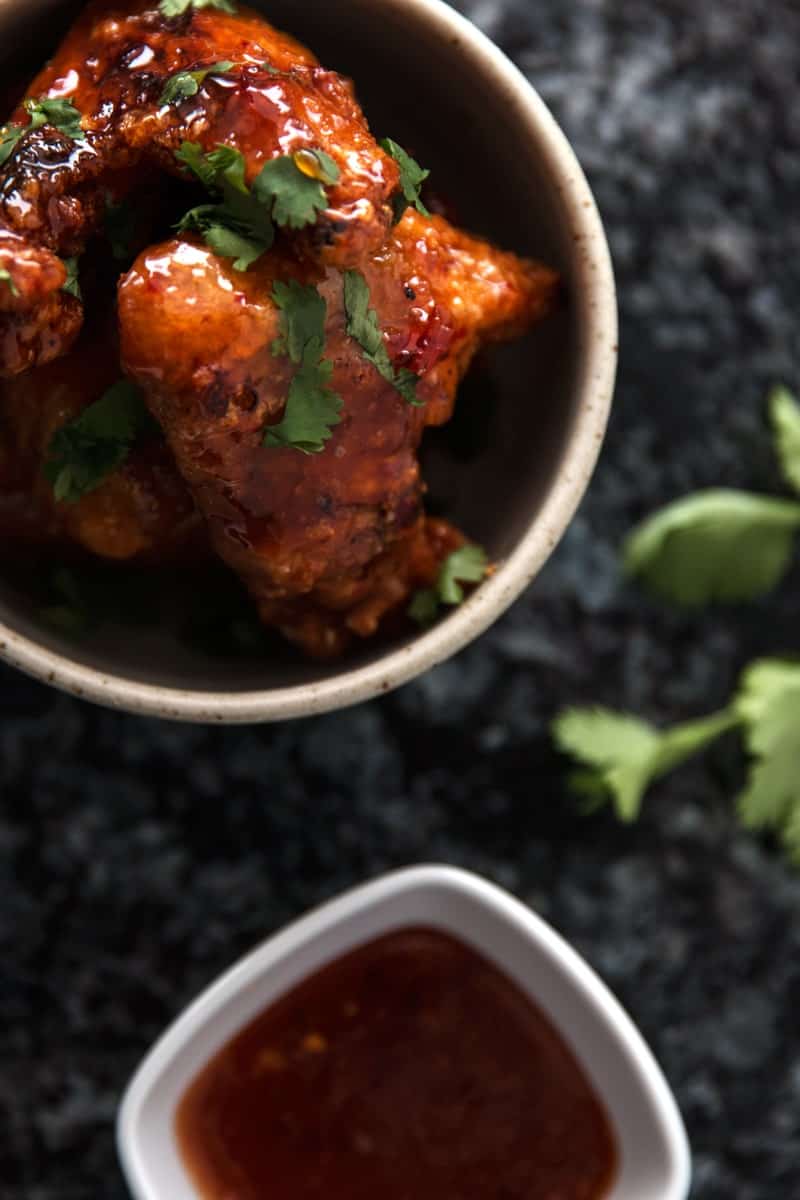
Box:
0 0 398 374
0 317 207 563
118 211 558 654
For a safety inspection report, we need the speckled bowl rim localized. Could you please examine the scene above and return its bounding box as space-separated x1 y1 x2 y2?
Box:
0 0 617 723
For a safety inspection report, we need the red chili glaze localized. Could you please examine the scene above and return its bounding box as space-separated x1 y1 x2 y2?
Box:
176 928 618 1200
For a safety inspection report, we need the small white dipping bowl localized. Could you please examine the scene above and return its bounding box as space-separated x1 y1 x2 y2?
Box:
117 865 690 1200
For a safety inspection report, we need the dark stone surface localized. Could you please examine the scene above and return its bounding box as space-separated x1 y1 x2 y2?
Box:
2 1 800 1197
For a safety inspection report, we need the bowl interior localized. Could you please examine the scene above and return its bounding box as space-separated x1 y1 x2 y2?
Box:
119 868 689 1200
0 0 601 705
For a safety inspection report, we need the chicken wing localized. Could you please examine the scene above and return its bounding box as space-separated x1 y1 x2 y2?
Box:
0 313 207 563
118 211 558 654
0 0 398 375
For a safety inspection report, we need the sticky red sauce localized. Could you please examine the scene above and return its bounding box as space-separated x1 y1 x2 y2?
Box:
176 928 618 1200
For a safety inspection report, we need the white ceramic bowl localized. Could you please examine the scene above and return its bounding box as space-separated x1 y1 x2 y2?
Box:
118 866 690 1200
0 0 616 722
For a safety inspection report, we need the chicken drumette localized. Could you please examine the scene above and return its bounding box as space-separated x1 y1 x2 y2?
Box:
118 211 558 655
0 0 399 375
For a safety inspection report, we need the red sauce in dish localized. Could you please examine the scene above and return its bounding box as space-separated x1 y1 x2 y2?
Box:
176 928 618 1200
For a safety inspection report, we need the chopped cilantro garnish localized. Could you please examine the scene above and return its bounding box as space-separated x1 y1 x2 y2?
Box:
61 256 81 300
409 544 489 625
160 0 236 17
0 124 23 166
264 280 342 454
104 194 137 261
271 279 327 362
160 61 235 106
177 202 272 270
0 97 84 168
343 269 423 406
0 268 18 297
252 152 338 229
174 141 339 267
175 142 273 269
24 98 84 141
44 380 153 503
264 340 343 454
380 137 430 223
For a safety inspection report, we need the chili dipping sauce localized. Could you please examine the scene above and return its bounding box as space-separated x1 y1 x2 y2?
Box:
176 927 618 1199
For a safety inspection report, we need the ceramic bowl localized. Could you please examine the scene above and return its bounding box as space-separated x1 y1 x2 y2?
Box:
117 865 690 1200
0 0 616 721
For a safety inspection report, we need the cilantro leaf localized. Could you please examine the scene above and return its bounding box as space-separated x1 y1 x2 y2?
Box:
24 98 84 141
263 338 343 454
0 123 24 166
733 659 800 861
160 61 235 106
175 140 217 188
252 155 331 229
552 706 739 821
205 143 248 194
769 385 800 497
177 203 271 270
271 279 327 362
380 137 430 223
44 380 153 503
407 588 439 626
343 269 423 406
104 194 137 261
623 488 800 606
439 544 489 604
292 148 340 186
0 98 84 169
0 268 18 297
61 256 81 300
175 142 275 268
408 543 489 626
160 0 236 17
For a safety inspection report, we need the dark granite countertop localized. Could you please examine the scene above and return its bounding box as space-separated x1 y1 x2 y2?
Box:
3 1 800 1197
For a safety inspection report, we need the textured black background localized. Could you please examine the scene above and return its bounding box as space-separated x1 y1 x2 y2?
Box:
3 2 800 1197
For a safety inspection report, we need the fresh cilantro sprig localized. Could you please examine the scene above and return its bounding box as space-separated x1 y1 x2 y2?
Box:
0 97 84 166
175 142 273 269
61 256 81 300
553 707 740 822
553 662 800 862
0 268 18 297
174 142 340 270
409 544 489 625
553 385 800 866
264 279 342 454
160 61 235 106
252 150 339 229
44 380 153 503
160 0 236 17
343 269 422 406
380 137 430 224
624 490 800 606
624 386 800 605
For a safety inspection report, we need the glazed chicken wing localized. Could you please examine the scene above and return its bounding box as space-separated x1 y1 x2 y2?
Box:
0 0 398 375
0 313 206 563
118 211 558 655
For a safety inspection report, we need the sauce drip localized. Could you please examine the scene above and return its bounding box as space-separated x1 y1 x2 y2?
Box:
176 928 618 1200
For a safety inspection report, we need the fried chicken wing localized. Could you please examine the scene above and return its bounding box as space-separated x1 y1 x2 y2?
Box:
118 212 558 654
0 0 398 375
0 316 206 563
